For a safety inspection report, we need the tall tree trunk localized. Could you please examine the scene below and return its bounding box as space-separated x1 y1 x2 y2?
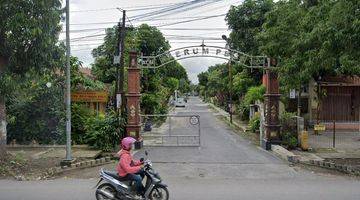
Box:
0 56 7 158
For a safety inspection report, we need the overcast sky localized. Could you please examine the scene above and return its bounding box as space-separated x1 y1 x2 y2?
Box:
60 0 242 83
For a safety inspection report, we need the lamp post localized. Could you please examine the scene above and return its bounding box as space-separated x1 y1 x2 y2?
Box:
222 35 233 124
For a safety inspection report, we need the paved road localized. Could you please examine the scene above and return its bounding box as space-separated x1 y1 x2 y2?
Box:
0 97 359 200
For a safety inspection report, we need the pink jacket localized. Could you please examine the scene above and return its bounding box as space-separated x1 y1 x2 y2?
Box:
116 149 142 177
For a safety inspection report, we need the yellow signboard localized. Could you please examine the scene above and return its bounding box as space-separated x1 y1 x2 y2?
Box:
71 91 108 103
314 124 326 131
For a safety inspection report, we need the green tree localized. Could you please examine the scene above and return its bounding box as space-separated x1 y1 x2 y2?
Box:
92 24 189 115
233 70 256 97
0 0 63 151
223 0 272 113
226 0 274 55
258 0 360 91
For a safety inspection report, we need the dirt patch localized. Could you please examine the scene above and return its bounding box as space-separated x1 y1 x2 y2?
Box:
0 150 90 180
0 151 60 180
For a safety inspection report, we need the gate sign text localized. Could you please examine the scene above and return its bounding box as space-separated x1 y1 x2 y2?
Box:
138 44 267 69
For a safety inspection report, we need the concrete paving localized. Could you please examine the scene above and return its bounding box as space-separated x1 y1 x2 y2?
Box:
0 97 359 200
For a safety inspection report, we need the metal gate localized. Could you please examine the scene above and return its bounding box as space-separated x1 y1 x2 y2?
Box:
309 87 360 149
140 114 201 147
309 121 360 149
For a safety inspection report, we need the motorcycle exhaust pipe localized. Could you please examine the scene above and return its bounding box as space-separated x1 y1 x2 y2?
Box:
97 189 115 199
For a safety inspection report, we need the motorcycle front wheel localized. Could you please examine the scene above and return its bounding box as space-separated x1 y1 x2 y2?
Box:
95 183 117 200
149 185 169 200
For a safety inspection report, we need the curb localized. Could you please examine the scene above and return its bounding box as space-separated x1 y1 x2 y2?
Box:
272 144 360 176
271 145 301 163
296 159 360 176
41 156 115 179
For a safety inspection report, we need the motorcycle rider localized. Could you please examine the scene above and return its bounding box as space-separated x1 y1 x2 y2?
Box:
117 137 145 197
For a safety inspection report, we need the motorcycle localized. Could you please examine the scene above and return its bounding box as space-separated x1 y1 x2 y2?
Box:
95 151 169 200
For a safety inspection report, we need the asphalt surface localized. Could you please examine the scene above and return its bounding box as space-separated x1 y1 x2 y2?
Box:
0 97 359 200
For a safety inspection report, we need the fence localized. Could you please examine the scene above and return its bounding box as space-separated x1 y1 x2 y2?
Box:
308 120 360 149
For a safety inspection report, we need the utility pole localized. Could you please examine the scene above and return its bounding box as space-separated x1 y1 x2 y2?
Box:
222 35 233 124
115 10 126 116
229 62 233 124
65 0 72 162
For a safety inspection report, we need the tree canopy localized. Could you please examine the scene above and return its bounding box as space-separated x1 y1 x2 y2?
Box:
0 0 63 75
226 0 274 55
0 0 63 148
199 0 360 120
92 24 190 114
258 0 360 88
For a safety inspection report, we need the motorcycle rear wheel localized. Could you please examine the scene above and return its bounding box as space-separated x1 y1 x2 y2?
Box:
149 185 169 200
95 183 117 200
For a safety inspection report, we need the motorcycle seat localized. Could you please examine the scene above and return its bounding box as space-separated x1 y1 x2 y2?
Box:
103 170 132 184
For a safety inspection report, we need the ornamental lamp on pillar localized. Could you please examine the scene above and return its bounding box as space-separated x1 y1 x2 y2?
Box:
126 51 143 149
262 58 281 150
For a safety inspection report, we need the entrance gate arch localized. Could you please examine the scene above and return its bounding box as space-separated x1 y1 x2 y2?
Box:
125 44 280 150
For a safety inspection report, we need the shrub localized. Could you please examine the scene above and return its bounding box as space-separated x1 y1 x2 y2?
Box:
249 114 260 133
84 111 125 151
280 111 297 134
7 75 65 145
281 132 298 149
238 85 265 121
71 103 94 145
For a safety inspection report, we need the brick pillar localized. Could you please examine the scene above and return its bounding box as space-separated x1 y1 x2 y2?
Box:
262 58 281 150
125 51 143 149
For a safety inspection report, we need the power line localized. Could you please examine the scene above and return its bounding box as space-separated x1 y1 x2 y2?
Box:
67 21 118 26
134 0 223 22
70 2 189 13
160 27 228 31
72 48 98 52
59 27 228 34
66 32 107 42
170 41 226 44
62 12 228 27
166 38 223 40
197 0 242 15
71 43 103 46
156 13 226 27
126 15 134 27
131 1 198 20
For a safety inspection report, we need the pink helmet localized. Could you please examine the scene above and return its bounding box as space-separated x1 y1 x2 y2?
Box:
121 137 136 150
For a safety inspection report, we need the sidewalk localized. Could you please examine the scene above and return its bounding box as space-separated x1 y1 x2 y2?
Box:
207 102 250 132
206 100 360 176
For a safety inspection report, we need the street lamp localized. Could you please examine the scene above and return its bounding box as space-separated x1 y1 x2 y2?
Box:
222 35 233 124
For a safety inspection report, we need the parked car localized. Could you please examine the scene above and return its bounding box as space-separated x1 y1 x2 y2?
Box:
175 98 186 107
